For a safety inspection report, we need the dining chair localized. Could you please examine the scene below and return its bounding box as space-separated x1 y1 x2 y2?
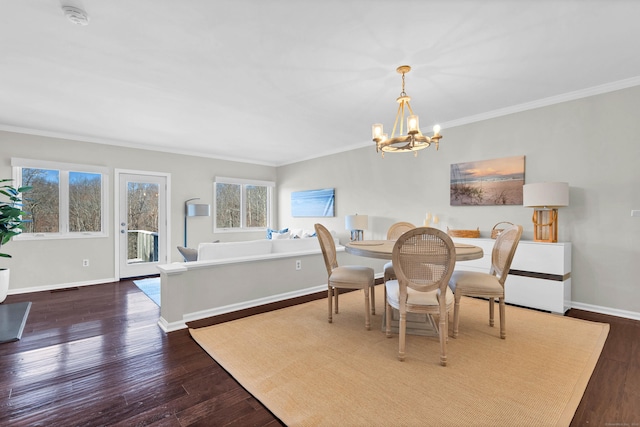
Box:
448 224 523 339
314 223 376 330
385 227 456 365
383 222 416 285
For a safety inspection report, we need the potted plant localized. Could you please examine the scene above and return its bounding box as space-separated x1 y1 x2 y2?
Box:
0 179 31 303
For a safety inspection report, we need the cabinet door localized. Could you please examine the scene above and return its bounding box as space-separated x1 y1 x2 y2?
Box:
511 242 571 275
505 276 571 314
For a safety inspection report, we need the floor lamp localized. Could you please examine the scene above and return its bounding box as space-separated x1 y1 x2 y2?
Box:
345 214 368 241
184 198 211 247
523 182 569 243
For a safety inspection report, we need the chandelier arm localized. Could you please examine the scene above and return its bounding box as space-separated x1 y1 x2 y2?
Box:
406 101 414 116
400 100 405 136
391 102 403 138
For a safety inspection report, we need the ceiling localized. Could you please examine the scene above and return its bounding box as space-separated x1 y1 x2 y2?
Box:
2 1 640 166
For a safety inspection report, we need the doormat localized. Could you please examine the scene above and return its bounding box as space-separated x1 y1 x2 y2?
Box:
0 301 32 343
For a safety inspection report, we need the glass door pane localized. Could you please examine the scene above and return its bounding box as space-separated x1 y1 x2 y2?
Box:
126 181 159 264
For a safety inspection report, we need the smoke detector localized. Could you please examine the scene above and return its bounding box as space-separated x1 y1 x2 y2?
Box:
62 5 90 26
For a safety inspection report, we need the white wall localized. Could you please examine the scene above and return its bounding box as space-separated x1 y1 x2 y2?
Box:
0 131 276 292
277 86 640 316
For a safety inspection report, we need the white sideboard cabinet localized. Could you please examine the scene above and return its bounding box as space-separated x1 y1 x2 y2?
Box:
452 237 572 314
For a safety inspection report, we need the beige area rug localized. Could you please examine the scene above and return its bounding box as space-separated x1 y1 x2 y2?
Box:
190 285 608 427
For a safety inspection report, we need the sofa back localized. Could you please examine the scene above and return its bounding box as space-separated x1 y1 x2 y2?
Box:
197 237 338 261
198 239 272 261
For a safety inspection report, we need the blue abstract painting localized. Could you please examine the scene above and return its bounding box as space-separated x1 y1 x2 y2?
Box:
291 188 335 217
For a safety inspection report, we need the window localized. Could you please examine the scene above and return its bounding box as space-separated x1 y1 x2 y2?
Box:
214 177 273 232
12 158 109 239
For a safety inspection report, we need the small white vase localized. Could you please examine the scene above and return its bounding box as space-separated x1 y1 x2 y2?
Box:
0 268 9 303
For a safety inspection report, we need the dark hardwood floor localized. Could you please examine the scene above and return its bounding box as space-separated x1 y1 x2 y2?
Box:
1 279 638 426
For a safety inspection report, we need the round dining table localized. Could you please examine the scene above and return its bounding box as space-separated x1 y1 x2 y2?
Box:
345 240 484 261
344 239 484 337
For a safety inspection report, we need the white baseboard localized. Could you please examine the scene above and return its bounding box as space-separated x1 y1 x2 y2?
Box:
8 277 118 295
571 301 640 321
157 317 186 333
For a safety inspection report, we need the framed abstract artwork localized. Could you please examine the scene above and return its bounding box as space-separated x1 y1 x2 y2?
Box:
291 188 335 217
450 156 525 206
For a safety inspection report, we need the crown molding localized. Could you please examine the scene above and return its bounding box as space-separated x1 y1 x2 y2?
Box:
440 76 640 130
0 124 278 167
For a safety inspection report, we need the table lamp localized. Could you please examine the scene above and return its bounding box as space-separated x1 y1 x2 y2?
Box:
522 182 569 243
345 214 368 241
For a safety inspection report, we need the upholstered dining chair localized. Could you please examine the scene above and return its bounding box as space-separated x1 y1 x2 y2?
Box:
448 224 523 339
385 227 456 366
314 223 376 330
383 222 416 285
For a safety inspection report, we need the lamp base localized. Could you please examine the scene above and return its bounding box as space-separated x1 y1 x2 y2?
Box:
532 208 559 243
350 230 364 241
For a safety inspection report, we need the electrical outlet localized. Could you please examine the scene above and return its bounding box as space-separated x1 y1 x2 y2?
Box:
82 259 89 267
295 260 302 270
632 210 640 217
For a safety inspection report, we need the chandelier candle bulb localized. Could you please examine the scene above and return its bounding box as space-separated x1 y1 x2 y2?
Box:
372 124 384 139
408 115 419 134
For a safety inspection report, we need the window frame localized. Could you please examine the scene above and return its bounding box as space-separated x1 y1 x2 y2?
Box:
213 176 274 233
11 157 109 240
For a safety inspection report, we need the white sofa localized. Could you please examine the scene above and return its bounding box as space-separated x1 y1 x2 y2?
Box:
197 237 332 261
156 236 386 332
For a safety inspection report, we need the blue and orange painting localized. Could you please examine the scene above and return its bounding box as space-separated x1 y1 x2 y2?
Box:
450 156 525 206
291 188 335 217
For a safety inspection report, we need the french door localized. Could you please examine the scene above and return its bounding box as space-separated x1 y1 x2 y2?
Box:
116 171 169 279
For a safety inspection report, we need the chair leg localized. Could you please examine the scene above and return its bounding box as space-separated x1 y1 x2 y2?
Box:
335 288 339 314
445 312 449 342
489 297 495 327
499 298 506 339
327 286 333 323
398 310 406 361
439 311 447 367
363 287 371 330
370 284 376 315
453 294 461 339
385 301 392 338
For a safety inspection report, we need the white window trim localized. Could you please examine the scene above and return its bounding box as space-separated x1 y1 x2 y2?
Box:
214 176 274 233
11 157 109 240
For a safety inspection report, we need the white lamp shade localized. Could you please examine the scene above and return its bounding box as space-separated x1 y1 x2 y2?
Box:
523 182 569 207
187 203 211 217
345 214 368 230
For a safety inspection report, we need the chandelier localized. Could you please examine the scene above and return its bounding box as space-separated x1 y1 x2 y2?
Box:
372 65 442 157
